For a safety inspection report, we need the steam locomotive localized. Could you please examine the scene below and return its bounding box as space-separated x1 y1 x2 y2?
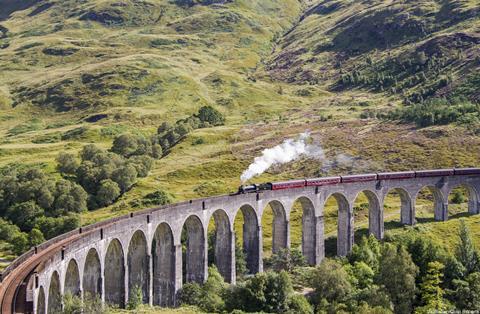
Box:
236 168 480 194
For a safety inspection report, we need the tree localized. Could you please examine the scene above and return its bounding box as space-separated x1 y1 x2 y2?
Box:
53 179 88 213
405 234 444 281
452 272 480 310
268 248 307 272
6 201 44 231
35 214 80 239
286 294 313 314
80 144 103 161
235 241 248 279
377 244 418 314
128 155 153 178
241 271 294 313
112 164 138 192
349 235 381 272
11 232 29 255
180 282 203 306
152 144 163 159
157 122 171 134
28 228 45 246
416 261 449 313
56 152 79 175
96 179 120 207
310 258 353 304
455 220 480 275
76 161 101 194
199 266 226 313
197 106 225 126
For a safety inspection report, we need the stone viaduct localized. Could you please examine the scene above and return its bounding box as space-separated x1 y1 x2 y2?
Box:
1 169 480 313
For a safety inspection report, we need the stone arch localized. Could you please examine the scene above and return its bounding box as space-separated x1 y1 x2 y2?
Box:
128 230 149 304
48 271 61 313
182 215 206 283
208 209 233 282
291 196 316 265
83 248 102 300
415 186 445 221
448 183 479 215
105 238 125 308
152 222 175 306
64 259 80 296
37 286 45 314
324 193 351 257
234 204 260 274
385 188 413 225
353 190 383 239
262 200 288 255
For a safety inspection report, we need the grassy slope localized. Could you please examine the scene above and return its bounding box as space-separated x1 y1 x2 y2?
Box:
0 0 479 268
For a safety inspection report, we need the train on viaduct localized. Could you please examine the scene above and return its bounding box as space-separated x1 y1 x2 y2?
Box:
1 168 479 313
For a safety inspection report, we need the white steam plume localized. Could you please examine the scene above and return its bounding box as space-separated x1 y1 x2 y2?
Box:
240 132 326 183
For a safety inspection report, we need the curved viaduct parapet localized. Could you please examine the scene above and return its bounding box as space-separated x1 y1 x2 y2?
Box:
1 170 479 313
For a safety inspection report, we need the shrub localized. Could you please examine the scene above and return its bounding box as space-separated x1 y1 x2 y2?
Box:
96 179 120 207
128 155 153 178
286 294 313 314
111 133 139 157
180 282 203 306
112 164 138 192
197 105 225 126
56 152 79 175
127 285 143 310
142 190 173 207
6 201 44 231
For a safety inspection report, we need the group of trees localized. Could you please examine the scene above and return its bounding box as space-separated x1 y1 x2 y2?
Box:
57 143 155 210
179 219 480 313
338 49 462 104
310 220 480 313
56 105 225 210
154 105 225 154
0 167 85 254
0 105 225 256
384 97 480 127
180 266 312 314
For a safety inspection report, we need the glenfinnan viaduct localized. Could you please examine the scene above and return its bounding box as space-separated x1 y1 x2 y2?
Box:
1 169 480 313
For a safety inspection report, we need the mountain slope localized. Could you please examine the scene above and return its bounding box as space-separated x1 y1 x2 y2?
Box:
267 0 480 104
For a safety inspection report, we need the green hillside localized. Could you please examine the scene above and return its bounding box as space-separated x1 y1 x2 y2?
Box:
0 0 479 279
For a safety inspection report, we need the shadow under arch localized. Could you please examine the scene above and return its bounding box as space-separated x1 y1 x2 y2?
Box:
48 271 61 313
128 230 149 304
415 186 445 221
448 183 479 216
234 204 260 275
291 196 316 265
105 238 125 308
208 209 233 283
182 215 205 284
37 286 45 314
152 222 175 306
262 200 288 256
64 258 80 297
353 190 382 240
83 248 102 299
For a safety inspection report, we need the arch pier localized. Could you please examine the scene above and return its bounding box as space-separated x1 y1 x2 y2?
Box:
1 169 479 314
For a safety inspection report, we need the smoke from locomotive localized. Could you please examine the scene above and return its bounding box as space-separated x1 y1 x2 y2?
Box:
240 132 326 182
